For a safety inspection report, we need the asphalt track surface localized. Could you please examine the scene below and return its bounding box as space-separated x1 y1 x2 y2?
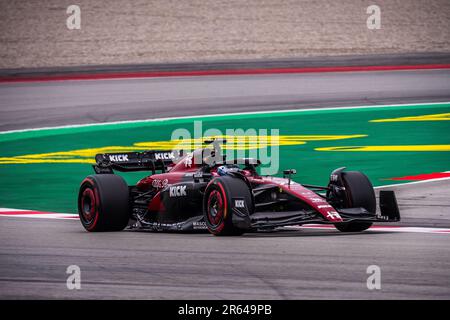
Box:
1 69 450 131
0 69 449 299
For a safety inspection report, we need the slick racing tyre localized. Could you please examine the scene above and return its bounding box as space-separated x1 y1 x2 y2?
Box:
335 171 375 232
203 175 252 236
78 174 130 232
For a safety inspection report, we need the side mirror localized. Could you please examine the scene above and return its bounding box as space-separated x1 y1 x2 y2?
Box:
283 169 297 176
283 169 297 185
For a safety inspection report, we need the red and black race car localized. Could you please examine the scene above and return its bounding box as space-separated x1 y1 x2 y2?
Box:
78 139 400 235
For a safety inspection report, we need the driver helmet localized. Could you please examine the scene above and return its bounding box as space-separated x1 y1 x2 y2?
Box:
217 165 228 176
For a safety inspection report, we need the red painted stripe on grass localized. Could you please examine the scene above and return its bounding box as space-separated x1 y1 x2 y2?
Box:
391 172 450 181
1 64 450 83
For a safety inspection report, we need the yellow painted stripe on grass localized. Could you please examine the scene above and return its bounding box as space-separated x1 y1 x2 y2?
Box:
316 145 450 152
0 134 366 164
370 113 450 122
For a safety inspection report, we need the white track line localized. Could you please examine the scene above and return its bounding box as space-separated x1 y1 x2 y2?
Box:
0 208 78 220
0 208 30 212
1 208 449 234
0 213 78 220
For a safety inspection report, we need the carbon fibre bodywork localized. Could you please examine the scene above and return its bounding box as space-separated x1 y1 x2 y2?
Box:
89 141 400 233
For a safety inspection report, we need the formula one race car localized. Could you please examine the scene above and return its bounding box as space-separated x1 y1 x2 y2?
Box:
78 139 400 235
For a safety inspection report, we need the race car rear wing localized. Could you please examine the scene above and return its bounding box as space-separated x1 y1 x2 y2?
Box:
93 150 180 174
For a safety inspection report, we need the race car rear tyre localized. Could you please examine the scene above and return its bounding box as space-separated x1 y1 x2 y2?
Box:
334 171 375 232
78 174 130 232
203 175 252 236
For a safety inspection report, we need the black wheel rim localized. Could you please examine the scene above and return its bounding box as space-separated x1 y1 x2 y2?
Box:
80 188 96 225
207 189 224 227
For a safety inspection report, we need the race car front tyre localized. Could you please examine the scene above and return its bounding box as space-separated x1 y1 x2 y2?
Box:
78 174 130 232
203 175 252 236
334 171 375 232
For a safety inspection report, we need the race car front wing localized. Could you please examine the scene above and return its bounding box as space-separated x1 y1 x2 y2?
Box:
233 190 401 230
